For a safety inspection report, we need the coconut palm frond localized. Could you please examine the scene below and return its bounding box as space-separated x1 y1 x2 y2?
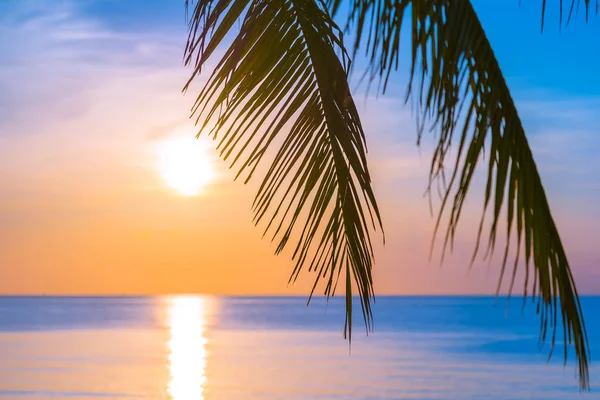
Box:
328 0 590 389
183 0 383 340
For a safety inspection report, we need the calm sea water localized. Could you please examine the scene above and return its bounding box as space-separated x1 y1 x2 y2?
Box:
0 296 598 399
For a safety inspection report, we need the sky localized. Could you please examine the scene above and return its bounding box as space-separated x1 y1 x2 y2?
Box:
0 0 599 296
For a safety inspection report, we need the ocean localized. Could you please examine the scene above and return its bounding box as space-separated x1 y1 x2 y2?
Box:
0 296 597 399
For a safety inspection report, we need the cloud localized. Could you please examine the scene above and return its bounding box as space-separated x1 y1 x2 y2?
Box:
357 97 427 184
520 97 600 128
516 97 600 197
0 0 189 137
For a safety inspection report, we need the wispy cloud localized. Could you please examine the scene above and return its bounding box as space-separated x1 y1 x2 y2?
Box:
517 97 600 196
0 0 189 137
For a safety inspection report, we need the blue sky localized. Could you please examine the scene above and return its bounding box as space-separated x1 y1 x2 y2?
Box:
0 0 599 295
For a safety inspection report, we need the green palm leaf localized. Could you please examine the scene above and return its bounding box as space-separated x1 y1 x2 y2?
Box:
183 0 383 340
328 0 592 389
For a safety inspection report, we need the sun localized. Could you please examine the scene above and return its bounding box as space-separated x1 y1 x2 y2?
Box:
157 136 214 196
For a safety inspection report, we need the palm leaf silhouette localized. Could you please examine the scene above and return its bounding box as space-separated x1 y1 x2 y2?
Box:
184 0 383 340
184 0 593 389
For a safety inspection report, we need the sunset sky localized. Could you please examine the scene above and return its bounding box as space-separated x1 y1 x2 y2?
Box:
1 0 599 295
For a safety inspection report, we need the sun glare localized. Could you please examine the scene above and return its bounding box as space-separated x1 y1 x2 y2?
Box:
158 136 214 196
167 296 210 400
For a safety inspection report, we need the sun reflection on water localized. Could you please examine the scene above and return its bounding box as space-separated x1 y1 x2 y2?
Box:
167 296 209 400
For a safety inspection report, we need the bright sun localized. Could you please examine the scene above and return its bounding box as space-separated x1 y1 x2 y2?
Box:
158 136 214 196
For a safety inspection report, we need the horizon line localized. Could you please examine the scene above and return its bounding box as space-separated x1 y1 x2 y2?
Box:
1 293 599 298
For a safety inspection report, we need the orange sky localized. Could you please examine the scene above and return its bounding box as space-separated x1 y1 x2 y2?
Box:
1 1 599 295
